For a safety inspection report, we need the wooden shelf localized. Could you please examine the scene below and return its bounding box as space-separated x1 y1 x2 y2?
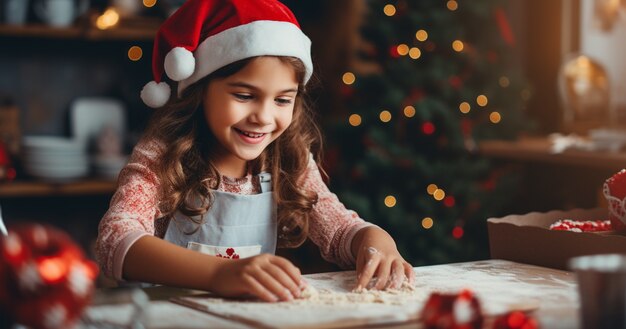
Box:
0 17 159 41
479 137 626 171
0 179 117 198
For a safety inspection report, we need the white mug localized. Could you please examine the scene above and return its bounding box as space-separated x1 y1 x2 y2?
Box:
35 0 88 27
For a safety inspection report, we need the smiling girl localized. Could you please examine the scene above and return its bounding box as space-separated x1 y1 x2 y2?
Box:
96 0 414 302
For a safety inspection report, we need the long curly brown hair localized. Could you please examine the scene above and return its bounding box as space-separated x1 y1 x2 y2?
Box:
143 56 323 248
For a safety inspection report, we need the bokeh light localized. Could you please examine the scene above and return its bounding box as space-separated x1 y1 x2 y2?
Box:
383 4 397 16
348 114 362 127
380 110 392 122
384 195 397 207
342 72 356 85
128 46 143 61
476 95 488 107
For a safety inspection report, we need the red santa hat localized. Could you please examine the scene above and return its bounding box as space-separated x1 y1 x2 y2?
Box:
140 0 313 108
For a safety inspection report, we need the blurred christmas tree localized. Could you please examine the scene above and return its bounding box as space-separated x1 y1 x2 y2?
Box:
325 0 533 265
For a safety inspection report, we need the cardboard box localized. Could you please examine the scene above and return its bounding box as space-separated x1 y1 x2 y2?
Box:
487 208 626 270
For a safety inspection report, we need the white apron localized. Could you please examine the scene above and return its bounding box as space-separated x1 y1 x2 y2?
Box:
163 172 276 258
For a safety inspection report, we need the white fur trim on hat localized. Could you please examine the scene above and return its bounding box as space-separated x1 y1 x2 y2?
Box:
164 47 196 82
177 20 312 95
141 81 171 108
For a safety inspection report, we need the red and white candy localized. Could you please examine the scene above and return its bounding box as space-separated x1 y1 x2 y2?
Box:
549 219 612 232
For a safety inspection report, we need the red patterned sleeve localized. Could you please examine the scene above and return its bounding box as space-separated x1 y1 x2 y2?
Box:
303 156 375 268
95 139 164 280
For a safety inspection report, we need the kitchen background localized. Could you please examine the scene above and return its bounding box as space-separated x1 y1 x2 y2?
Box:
1 0 625 280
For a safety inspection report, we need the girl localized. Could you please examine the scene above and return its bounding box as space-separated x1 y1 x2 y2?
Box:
96 0 414 303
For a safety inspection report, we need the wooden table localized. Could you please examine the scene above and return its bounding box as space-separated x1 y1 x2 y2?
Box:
84 260 580 329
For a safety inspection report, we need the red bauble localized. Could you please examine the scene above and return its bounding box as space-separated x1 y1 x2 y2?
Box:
603 169 626 230
420 289 483 329
0 224 99 329
0 141 16 182
492 311 538 329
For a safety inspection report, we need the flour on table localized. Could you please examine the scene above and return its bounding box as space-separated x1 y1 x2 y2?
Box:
292 279 420 307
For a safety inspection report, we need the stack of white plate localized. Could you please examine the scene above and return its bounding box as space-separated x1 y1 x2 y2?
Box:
92 155 128 179
22 136 89 181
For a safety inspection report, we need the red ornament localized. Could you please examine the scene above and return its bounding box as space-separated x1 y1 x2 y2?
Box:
0 224 98 329
461 119 473 137
443 196 456 208
0 141 16 182
340 85 355 98
492 311 538 329
422 122 436 135
452 226 464 239
420 289 483 329
603 169 626 230
494 8 516 47
408 88 425 103
390 45 401 58
449 76 463 90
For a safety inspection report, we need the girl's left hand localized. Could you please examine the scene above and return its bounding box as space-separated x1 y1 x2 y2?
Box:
353 227 415 290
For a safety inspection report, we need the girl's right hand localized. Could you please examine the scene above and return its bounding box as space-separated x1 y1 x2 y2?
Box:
208 254 305 302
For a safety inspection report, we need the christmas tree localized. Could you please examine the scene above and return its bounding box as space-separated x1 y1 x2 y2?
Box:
326 0 532 265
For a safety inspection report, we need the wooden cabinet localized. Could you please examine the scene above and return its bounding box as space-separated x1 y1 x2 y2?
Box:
479 137 624 213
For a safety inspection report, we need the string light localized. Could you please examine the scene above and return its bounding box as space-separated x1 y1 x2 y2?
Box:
380 110 392 122
415 30 428 42
447 0 459 11
459 102 471 114
342 72 356 85
422 122 435 135
143 0 157 8
383 4 397 16
348 114 362 127
397 44 410 56
433 189 445 201
452 40 464 52
499 76 510 88
427 184 438 195
490 112 502 123
95 8 120 30
384 195 397 207
128 46 143 61
452 226 464 239
476 95 488 107
422 217 434 229
403 105 416 117
408 47 422 59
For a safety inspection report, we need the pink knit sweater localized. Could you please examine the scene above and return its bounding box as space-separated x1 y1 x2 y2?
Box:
96 139 372 280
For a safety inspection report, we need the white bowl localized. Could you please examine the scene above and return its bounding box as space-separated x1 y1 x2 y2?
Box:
24 152 89 167
92 155 128 179
24 163 89 180
22 136 85 153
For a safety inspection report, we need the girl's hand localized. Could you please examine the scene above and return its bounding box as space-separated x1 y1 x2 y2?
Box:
353 227 415 290
207 254 305 302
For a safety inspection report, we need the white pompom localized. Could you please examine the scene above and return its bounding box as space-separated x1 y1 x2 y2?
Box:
140 81 171 108
164 47 195 81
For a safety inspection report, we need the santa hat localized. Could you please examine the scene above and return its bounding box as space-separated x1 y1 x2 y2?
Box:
140 0 313 108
